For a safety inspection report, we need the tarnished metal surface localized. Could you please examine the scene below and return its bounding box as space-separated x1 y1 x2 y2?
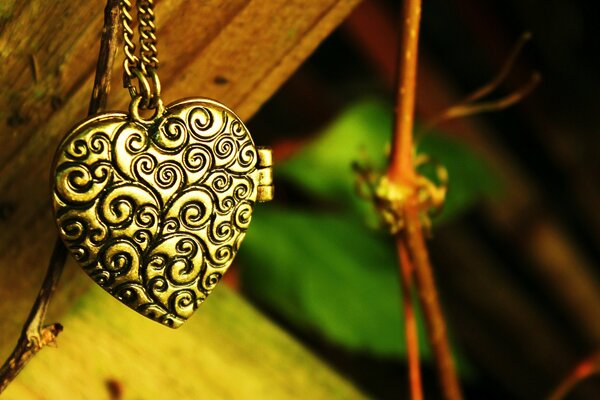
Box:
52 98 272 327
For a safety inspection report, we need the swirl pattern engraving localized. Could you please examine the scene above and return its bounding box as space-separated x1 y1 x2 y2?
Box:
52 98 265 328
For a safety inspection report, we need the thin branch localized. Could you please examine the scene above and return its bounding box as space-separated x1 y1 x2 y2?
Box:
548 351 600 400
0 241 66 393
404 203 461 400
397 240 423 400
387 0 424 398
426 32 539 129
463 32 532 104
89 0 121 115
386 0 462 399
431 72 541 125
0 0 120 393
387 0 420 184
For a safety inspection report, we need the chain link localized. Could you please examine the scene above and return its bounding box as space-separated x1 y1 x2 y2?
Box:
138 0 159 73
119 0 160 108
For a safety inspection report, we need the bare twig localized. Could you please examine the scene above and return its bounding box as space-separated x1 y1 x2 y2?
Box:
548 351 600 400
0 0 121 393
430 72 541 126
0 241 66 393
397 240 423 400
386 0 462 399
462 32 532 104
89 0 121 115
387 2 424 398
427 32 540 129
387 0 423 398
403 204 461 400
387 0 420 184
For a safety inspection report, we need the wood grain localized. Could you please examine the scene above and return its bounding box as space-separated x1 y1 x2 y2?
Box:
0 0 360 378
3 285 365 399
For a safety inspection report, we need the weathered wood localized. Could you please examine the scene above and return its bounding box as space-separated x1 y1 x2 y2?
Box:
0 0 361 382
0 0 120 391
3 285 365 399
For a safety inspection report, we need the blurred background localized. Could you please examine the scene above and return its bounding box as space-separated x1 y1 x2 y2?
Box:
2 0 599 398
237 0 600 398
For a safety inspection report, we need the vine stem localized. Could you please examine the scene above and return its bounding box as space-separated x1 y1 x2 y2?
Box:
0 0 121 393
397 240 423 400
388 0 419 184
387 0 462 399
548 350 600 400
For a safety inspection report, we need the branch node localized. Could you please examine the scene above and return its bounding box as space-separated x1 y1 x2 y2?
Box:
354 154 448 235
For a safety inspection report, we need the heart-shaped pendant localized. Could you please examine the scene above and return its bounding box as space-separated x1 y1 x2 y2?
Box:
51 97 273 328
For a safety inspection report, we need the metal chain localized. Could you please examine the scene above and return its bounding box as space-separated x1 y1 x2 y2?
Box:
119 0 160 108
120 0 139 82
137 0 159 74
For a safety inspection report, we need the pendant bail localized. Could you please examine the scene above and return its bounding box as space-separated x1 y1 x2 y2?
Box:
125 67 162 110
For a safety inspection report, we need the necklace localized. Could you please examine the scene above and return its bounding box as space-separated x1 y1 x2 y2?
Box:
50 0 273 328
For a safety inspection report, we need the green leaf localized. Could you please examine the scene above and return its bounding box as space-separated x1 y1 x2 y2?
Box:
278 98 501 225
416 132 502 224
239 98 487 373
239 207 431 358
277 98 391 216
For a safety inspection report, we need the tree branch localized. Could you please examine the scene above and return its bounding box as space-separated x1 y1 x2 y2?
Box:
404 204 461 400
386 0 462 399
388 0 420 185
397 240 423 400
0 0 121 393
426 32 540 129
548 350 600 400
388 0 423 399
434 72 540 121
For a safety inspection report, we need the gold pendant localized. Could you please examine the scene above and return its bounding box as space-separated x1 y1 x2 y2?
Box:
51 96 273 328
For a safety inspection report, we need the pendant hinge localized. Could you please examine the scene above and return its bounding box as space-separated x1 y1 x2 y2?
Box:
256 147 274 202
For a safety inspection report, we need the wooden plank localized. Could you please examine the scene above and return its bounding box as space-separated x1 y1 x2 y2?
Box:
3 285 365 399
0 0 361 373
